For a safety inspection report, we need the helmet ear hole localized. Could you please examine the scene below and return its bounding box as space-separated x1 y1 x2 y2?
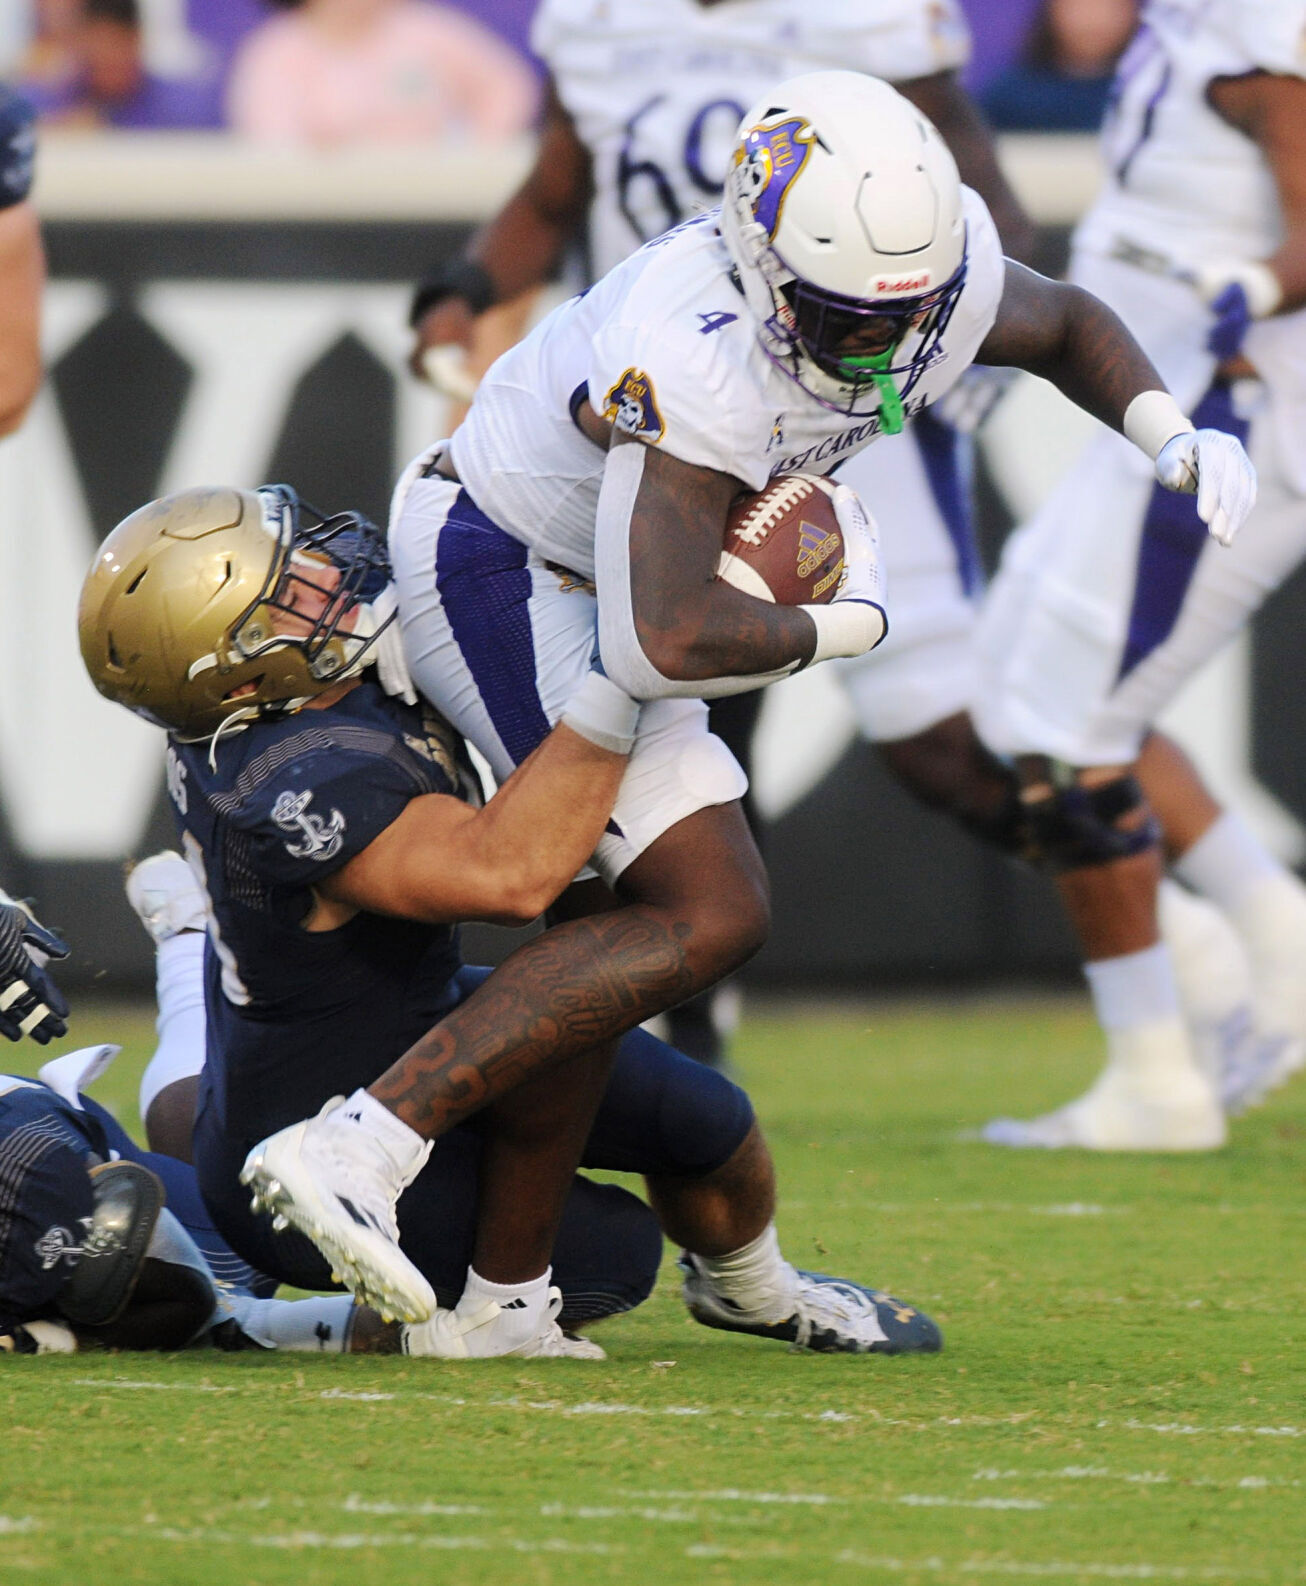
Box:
106 636 123 671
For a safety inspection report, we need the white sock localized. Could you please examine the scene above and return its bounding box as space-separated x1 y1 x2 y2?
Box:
458 1266 551 1356
330 1088 427 1172
1083 942 1180 1032
139 930 206 1118
1173 811 1282 914
694 1224 797 1317
224 1294 358 1353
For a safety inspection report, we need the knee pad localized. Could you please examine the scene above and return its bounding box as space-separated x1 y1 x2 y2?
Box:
1021 769 1160 873
954 780 1029 857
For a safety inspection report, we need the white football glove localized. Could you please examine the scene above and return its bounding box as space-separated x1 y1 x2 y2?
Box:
931 364 1017 435
1154 429 1257 548
829 481 885 612
801 482 887 664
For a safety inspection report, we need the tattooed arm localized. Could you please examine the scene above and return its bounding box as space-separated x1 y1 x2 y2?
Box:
978 261 1170 431
593 431 821 693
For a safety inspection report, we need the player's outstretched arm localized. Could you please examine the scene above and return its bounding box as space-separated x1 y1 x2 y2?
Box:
979 262 1257 546
312 674 637 927
408 80 593 379
593 434 885 700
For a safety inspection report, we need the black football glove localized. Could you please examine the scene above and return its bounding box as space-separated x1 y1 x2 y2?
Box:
0 898 69 1045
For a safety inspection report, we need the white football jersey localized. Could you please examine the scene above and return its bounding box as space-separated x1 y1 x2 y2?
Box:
1077 0 1306 270
531 0 971 277
449 193 1004 579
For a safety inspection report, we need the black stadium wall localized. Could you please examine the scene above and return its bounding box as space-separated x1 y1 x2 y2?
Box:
10 139 1305 993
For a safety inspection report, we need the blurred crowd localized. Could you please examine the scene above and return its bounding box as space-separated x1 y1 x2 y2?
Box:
0 0 1138 145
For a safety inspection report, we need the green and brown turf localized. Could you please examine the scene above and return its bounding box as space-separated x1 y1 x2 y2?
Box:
2 995 1303 1585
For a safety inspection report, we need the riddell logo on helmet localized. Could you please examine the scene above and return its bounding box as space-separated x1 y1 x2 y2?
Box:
875 272 931 293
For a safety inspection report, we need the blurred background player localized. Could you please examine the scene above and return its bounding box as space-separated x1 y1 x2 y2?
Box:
80 482 941 1359
974 0 1306 1148
407 0 1039 1067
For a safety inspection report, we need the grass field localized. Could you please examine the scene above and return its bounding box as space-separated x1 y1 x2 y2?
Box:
3 993 1304 1586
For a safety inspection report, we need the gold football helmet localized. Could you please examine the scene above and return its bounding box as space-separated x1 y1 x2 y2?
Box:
78 484 392 737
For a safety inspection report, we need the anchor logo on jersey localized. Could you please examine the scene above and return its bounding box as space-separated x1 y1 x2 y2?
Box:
732 114 816 239
603 367 665 442
271 789 346 861
34 1219 93 1272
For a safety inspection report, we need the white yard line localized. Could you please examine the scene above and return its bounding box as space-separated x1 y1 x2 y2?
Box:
68 1378 1305 1443
81 1525 1264 1579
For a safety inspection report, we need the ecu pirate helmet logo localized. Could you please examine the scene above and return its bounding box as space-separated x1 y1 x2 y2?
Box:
732 114 816 240
603 368 665 442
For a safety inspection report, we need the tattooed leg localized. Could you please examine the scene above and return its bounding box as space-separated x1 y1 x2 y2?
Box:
368 800 769 1138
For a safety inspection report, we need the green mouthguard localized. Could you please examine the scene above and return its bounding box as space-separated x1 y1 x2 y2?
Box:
839 348 905 434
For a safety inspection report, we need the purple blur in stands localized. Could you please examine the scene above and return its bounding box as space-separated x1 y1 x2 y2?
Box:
958 0 1044 92
444 0 542 70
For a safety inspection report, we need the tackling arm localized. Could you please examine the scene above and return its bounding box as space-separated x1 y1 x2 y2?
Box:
313 691 635 927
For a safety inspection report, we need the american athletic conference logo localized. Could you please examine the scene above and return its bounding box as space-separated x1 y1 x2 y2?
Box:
271 789 345 861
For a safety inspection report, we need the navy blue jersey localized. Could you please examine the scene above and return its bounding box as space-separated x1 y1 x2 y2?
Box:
168 683 473 1140
0 88 35 210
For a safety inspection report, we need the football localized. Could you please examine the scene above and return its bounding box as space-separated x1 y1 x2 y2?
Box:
716 472 845 606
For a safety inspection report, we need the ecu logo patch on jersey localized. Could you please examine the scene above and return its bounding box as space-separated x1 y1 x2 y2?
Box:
733 114 816 240
603 368 664 442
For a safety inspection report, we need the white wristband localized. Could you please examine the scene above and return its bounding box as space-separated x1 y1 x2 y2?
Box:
802 601 887 665
559 670 641 755
1123 390 1194 461
1197 260 1283 319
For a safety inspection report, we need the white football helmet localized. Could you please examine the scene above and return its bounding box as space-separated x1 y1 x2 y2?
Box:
720 71 968 422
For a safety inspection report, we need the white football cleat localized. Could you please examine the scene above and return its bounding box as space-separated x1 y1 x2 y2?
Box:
1229 875 1306 1095
403 1287 605 1360
241 1097 434 1323
126 851 207 943
1157 879 1286 1114
983 1022 1226 1151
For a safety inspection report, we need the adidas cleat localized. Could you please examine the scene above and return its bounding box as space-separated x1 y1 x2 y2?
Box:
403 1287 606 1360
241 1097 435 1324
680 1254 941 1355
